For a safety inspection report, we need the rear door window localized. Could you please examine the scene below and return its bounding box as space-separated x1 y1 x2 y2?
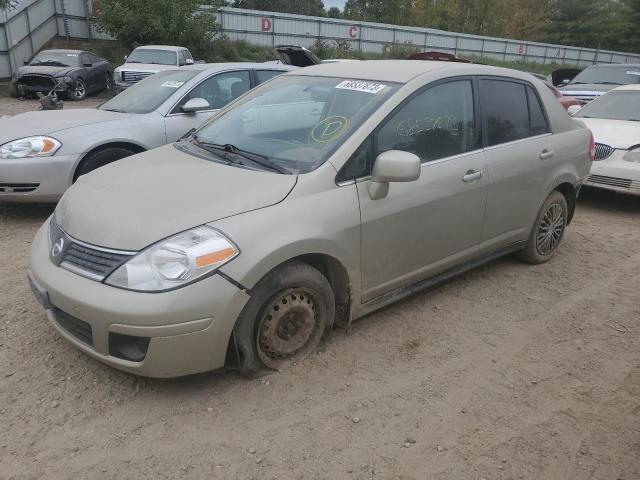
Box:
481 79 530 146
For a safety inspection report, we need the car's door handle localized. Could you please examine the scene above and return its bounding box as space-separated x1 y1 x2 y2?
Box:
462 170 483 183
540 149 555 160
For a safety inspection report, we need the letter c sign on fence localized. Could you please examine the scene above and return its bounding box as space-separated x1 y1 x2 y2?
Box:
261 17 273 32
348 26 358 38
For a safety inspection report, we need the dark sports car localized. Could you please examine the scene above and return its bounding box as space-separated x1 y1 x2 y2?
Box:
10 49 113 101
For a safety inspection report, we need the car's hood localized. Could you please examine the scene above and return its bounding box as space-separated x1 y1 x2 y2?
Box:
0 109 126 143
17 65 77 77
579 118 640 149
56 144 298 251
114 63 175 73
559 83 615 95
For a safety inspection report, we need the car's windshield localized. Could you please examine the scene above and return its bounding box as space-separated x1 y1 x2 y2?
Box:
30 51 80 67
126 49 177 65
575 90 640 121
570 66 640 85
191 75 398 173
99 70 199 114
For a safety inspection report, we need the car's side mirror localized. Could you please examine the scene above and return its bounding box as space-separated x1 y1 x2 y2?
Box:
561 79 570 85
181 97 211 114
84 63 92 67
123 55 128 61
368 150 421 200
567 105 581 116
185 58 194 65
24 60 29 65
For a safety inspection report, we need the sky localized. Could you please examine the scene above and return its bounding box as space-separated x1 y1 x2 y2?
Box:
324 0 347 9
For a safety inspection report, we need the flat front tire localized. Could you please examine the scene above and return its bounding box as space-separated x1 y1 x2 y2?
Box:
518 191 568 264
233 261 335 377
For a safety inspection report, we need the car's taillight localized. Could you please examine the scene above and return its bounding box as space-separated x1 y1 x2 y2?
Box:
588 131 595 162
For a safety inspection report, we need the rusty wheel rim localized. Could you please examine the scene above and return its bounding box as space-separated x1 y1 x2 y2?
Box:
256 288 323 369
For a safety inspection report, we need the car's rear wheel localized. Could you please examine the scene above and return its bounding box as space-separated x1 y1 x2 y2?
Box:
518 191 568 264
68 78 87 101
74 147 136 181
104 73 113 92
233 261 335 377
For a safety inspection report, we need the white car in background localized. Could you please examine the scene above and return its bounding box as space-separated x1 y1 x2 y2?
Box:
571 85 640 195
113 45 195 92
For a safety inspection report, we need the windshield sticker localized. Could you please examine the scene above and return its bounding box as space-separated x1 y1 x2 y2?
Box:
335 80 386 94
311 116 350 143
161 81 185 88
66 53 79 57
627 70 640 76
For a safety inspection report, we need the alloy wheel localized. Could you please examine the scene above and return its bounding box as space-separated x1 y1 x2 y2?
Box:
536 203 565 255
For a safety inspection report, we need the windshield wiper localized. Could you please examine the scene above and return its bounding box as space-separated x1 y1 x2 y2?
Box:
103 108 126 113
192 136 287 174
126 60 141 63
32 61 68 67
593 81 623 85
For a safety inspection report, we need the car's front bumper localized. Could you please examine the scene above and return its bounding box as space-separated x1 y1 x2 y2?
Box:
585 150 640 196
0 154 79 203
14 78 72 96
29 221 250 377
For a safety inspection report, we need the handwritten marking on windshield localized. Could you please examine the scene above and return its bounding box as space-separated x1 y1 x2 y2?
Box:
311 115 350 143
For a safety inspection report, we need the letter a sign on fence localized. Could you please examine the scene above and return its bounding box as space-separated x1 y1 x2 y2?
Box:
261 17 273 32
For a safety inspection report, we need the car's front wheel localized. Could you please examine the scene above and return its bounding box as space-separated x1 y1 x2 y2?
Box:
68 78 87 101
518 190 568 264
233 261 335 377
74 147 136 181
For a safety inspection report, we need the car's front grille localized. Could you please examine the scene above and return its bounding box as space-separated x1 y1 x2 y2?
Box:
61 242 133 279
0 182 39 193
18 75 56 90
121 71 154 83
49 216 136 281
594 143 614 161
53 307 93 346
587 174 632 189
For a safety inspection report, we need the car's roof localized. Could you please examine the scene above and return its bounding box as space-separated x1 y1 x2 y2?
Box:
133 45 189 52
587 63 640 68
178 62 298 73
40 49 84 55
612 84 640 91
287 60 537 84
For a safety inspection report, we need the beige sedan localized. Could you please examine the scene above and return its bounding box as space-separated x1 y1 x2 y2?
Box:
29 61 592 377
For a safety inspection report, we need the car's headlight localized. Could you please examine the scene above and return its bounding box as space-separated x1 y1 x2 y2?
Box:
105 226 239 292
623 149 640 163
61 76 73 83
0 136 62 159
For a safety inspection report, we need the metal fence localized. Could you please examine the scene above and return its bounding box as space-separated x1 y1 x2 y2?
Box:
218 7 640 67
2 2 640 80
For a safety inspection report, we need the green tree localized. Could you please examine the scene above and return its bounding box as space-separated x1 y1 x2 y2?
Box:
0 0 18 9
327 6 342 18
93 0 219 59
232 0 326 16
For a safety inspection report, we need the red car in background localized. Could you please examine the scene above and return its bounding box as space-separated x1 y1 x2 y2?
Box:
544 81 581 111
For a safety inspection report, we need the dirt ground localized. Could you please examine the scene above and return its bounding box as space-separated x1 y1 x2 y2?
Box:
1 95 640 480
0 90 110 117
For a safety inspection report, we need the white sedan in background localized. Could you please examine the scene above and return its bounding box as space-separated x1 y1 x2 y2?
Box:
571 85 640 196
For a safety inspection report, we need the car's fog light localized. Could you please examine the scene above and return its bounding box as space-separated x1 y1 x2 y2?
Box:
109 332 151 362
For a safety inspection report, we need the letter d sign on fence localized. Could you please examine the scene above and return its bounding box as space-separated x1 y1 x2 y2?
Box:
261 17 272 32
